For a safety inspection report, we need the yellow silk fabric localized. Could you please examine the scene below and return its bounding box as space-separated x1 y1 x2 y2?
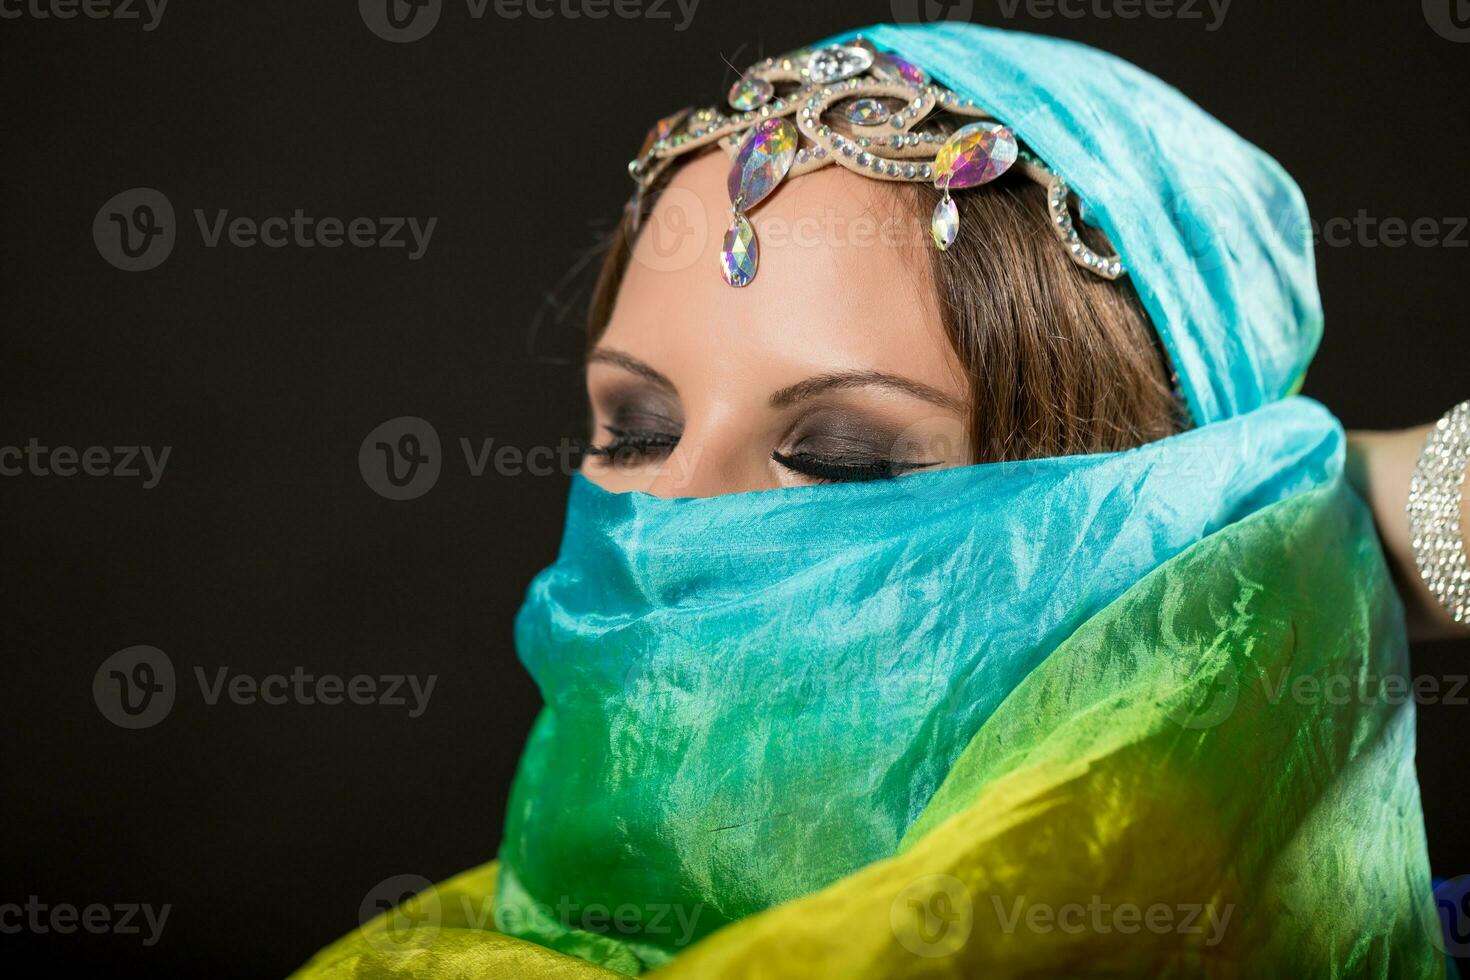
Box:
292 862 620 979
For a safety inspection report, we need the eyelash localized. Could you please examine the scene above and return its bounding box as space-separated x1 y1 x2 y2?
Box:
584 427 679 463
770 451 936 484
586 426 933 484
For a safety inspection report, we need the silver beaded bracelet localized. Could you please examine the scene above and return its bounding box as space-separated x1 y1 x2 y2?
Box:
1407 400 1470 624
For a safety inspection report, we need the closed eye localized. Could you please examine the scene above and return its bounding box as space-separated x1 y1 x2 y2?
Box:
772 450 938 484
585 426 680 467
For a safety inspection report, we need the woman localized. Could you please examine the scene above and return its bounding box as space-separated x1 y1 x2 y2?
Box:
296 21 1468 978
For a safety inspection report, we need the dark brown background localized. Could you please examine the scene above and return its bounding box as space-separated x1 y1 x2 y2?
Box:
2 1 1466 975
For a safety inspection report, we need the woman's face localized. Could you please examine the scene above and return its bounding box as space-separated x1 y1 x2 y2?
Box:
584 150 972 499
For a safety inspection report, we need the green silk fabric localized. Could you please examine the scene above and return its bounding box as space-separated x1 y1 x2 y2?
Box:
493 401 1342 973
293 479 1446 978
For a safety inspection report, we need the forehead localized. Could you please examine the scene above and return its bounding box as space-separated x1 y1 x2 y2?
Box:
604 149 963 400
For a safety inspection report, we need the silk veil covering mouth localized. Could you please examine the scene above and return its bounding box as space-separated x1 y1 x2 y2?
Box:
291 20 1448 980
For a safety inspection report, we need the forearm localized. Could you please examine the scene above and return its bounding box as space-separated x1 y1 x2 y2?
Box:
1346 425 1469 641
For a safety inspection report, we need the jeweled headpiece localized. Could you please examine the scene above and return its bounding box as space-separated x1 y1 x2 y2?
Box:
625 38 1126 288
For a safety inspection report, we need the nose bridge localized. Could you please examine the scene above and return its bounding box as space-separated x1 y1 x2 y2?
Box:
643 401 755 499
643 424 725 499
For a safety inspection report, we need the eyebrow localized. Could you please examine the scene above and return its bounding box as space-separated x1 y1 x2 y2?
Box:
586 347 678 395
769 370 964 413
587 347 962 414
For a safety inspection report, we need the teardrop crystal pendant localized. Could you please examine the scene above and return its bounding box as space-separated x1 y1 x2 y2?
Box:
933 122 1019 189
931 194 959 251
727 117 799 211
721 213 758 287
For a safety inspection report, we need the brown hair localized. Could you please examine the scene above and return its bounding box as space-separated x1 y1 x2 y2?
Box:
588 160 1184 463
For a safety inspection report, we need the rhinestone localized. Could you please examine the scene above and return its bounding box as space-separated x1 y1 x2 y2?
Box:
845 98 890 127
1407 400 1470 622
932 196 959 250
720 213 758 287
807 44 874 84
872 53 928 86
933 122 1019 189
728 117 798 211
637 107 691 158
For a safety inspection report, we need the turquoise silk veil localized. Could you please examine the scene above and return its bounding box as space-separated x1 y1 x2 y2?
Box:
294 22 1448 980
